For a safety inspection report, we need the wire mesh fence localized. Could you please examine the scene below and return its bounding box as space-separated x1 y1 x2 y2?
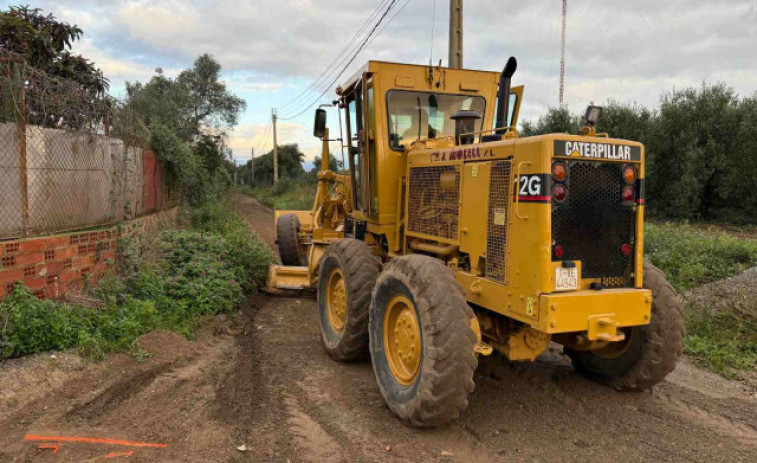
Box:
0 49 179 239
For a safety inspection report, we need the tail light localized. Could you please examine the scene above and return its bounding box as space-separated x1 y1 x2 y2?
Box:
554 244 565 259
552 162 566 181
623 165 636 184
553 184 567 202
621 243 632 257
621 186 634 203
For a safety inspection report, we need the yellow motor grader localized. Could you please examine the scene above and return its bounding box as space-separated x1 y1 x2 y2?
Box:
269 57 683 427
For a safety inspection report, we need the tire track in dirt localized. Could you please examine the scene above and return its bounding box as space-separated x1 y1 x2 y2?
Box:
0 193 754 462
230 192 757 463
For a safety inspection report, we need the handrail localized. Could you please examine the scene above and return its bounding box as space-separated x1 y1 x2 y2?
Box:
515 161 531 220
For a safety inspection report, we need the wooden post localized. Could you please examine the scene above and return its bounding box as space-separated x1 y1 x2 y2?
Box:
16 64 29 236
272 108 279 185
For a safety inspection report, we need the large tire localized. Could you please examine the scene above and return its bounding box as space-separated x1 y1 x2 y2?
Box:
317 239 380 361
566 261 684 391
277 213 306 265
369 255 477 427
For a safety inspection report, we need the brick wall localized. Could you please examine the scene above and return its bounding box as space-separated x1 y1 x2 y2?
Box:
0 206 180 301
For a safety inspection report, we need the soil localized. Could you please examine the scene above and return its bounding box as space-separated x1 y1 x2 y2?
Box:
0 191 755 462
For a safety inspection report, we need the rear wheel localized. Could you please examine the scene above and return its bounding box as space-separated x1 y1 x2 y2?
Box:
317 239 380 361
369 255 477 427
277 213 306 266
566 261 684 390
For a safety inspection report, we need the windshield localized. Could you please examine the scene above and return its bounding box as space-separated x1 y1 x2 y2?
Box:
387 90 486 150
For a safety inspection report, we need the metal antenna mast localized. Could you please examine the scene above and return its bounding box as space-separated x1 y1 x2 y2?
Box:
559 0 567 106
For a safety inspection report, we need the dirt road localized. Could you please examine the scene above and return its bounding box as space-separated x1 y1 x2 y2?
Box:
1 192 755 462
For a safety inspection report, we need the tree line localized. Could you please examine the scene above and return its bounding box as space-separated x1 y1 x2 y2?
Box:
522 83 757 223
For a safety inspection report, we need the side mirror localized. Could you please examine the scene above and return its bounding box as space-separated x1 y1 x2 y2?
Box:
313 108 327 138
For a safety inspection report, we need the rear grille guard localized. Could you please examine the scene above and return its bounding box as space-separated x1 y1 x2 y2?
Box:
551 161 635 287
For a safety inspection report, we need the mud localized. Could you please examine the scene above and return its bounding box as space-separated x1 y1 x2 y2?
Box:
0 192 754 462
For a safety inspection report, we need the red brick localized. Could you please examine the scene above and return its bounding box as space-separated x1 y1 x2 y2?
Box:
0 268 23 283
19 239 46 253
55 246 77 259
73 255 95 269
45 261 64 274
15 252 44 266
45 236 70 249
24 276 46 291
101 250 116 261
46 283 59 299
59 269 80 284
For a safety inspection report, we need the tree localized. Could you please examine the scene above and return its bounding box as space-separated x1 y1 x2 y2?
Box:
520 107 580 136
249 144 306 185
177 54 245 132
121 55 246 205
0 5 107 92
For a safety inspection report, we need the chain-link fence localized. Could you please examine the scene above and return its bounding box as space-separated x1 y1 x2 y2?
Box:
0 49 180 239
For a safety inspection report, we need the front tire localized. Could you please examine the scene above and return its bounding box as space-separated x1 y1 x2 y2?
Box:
566 261 684 390
369 255 477 427
277 213 306 266
317 239 380 361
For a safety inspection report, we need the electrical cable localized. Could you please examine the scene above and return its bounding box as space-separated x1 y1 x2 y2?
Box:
278 0 398 121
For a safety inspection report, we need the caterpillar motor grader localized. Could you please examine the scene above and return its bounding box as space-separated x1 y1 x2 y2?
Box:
268 57 683 427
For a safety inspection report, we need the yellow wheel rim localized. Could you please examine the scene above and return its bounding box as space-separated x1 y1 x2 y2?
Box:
383 295 421 385
592 328 635 360
326 268 347 333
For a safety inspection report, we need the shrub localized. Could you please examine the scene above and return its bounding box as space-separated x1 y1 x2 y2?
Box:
0 207 272 360
645 222 757 291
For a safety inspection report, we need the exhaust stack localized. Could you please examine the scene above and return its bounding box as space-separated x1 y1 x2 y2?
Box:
495 57 518 135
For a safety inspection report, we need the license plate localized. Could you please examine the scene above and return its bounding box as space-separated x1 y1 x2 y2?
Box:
555 267 578 291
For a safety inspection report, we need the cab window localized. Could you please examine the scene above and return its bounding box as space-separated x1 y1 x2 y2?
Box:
387 91 486 150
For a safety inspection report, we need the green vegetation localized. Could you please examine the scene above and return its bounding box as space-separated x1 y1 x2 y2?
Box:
646 222 757 375
237 177 316 211
522 84 757 224
645 223 757 291
0 205 272 360
684 291 756 376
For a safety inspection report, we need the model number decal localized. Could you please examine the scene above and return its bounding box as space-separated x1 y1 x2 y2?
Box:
514 174 550 202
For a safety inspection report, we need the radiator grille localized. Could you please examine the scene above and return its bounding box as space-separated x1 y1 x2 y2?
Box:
406 166 460 240
486 160 513 283
552 161 635 287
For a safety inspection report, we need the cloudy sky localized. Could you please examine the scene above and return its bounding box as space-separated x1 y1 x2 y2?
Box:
7 0 757 166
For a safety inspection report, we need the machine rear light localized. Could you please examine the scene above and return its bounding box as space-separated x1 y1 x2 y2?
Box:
621 243 632 257
623 165 636 184
553 184 567 202
552 162 566 181
554 245 565 259
621 186 634 203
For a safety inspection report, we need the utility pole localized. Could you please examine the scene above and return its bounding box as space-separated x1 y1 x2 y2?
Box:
559 0 567 106
272 108 279 185
449 0 463 69
250 147 255 185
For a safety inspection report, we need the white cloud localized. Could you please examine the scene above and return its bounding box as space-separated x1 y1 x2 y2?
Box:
20 0 757 155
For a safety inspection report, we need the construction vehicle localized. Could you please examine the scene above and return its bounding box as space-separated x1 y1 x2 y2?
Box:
269 57 683 427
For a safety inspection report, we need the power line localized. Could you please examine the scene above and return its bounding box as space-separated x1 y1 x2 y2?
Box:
278 0 399 121
363 0 414 50
276 0 393 114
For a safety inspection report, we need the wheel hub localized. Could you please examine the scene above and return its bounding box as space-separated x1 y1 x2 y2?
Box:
326 269 347 333
384 295 421 385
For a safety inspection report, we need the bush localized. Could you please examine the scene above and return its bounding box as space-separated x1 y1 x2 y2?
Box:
0 206 273 360
645 222 757 291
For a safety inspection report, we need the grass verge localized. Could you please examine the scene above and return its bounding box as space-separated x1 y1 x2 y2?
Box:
0 201 273 360
235 177 315 210
646 222 757 376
